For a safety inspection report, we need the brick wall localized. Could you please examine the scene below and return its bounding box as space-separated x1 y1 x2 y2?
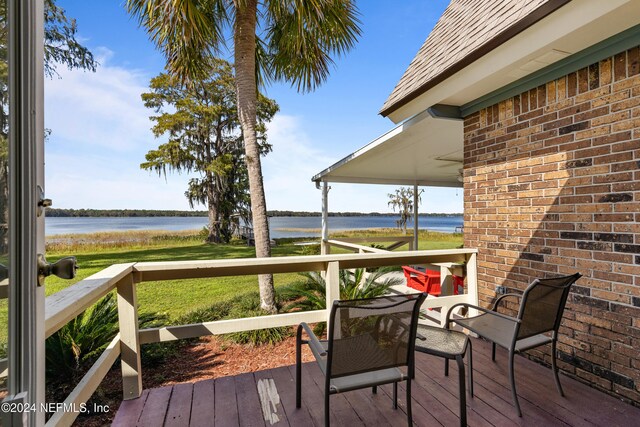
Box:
463 47 640 404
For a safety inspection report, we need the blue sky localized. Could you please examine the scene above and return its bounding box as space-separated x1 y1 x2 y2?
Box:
46 1 462 213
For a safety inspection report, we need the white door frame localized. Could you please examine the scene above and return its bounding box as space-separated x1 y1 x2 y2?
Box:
5 0 46 425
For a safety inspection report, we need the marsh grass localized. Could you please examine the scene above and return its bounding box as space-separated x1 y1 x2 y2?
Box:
45 229 207 253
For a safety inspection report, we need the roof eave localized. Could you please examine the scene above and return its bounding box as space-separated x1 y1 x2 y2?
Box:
380 0 572 118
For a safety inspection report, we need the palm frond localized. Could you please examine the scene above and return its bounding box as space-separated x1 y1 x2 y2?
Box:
126 0 231 82
264 0 361 92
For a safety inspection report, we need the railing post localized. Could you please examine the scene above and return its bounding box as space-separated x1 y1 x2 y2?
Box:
466 251 479 315
117 273 142 400
325 261 340 326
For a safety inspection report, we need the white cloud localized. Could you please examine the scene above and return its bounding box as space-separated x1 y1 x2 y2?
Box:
46 151 196 210
45 48 154 152
262 115 333 211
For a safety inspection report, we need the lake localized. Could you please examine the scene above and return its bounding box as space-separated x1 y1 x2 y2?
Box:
45 215 463 238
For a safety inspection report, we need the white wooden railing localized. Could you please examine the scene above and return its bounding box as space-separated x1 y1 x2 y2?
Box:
323 235 414 254
41 248 477 426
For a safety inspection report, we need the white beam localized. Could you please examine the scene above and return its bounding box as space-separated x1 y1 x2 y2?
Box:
321 182 329 255
413 184 419 251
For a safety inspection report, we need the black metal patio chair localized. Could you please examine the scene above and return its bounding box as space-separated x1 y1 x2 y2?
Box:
445 272 582 417
296 293 426 427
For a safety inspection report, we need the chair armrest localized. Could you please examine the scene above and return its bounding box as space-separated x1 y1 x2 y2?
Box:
297 322 326 357
492 293 522 311
445 302 521 328
402 266 426 277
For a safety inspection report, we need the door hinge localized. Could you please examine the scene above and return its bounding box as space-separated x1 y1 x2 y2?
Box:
36 185 51 218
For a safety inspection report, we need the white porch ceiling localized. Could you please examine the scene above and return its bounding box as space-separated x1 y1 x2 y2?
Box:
312 107 463 188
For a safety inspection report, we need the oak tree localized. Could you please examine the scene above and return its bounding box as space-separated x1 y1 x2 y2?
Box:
141 58 278 243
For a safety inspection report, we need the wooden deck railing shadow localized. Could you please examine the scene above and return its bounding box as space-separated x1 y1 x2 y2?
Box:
39 248 478 426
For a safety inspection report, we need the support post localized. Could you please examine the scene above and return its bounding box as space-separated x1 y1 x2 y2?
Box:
413 184 419 251
466 252 479 316
321 182 330 255
325 261 340 326
117 275 142 400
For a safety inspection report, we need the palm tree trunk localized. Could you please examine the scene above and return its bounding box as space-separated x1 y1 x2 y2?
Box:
234 0 277 313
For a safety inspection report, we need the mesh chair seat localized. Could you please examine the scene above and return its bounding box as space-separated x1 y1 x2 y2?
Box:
514 334 553 352
454 312 518 349
415 324 469 357
330 367 406 393
455 312 554 352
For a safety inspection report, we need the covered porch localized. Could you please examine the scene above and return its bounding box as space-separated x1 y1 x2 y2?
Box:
112 337 640 426
311 105 464 254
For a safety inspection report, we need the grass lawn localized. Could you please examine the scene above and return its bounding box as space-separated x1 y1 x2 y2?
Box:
0 228 463 345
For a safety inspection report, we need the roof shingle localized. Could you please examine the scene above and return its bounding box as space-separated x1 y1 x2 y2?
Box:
381 0 569 117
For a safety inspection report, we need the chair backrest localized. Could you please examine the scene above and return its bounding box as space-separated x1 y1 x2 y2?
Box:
516 272 582 340
326 293 426 379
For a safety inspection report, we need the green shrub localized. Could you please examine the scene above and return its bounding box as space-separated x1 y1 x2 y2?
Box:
197 226 210 240
282 267 403 334
46 294 119 383
222 292 292 345
299 244 321 256
179 291 292 346
176 300 231 324
45 293 176 385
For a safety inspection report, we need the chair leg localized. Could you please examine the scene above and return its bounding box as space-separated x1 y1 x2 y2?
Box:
406 379 413 427
372 385 377 394
393 382 398 409
508 349 522 417
445 359 449 376
467 339 474 398
491 342 496 361
324 388 330 427
296 328 302 408
456 355 467 427
551 339 564 397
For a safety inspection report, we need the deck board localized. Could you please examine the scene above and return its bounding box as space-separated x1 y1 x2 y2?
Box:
271 365 313 426
189 379 214 427
254 367 295 427
114 337 640 426
164 382 193 427
138 386 172 427
214 376 239 427
235 373 267 427
111 389 149 427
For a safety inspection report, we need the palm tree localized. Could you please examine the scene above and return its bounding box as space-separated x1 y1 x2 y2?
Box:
127 0 361 313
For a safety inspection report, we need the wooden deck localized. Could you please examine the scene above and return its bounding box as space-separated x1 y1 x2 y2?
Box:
113 338 640 426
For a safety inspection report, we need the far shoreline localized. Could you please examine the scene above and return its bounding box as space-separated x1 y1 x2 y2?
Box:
45 208 463 218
